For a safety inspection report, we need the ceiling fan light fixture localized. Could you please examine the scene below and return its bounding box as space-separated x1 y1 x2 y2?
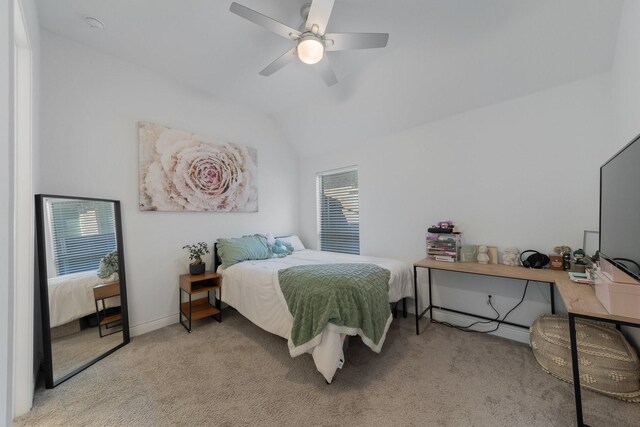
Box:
297 36 324 64
229 1 389 85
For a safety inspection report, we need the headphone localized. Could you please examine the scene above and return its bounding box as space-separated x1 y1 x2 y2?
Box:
520 250 549 269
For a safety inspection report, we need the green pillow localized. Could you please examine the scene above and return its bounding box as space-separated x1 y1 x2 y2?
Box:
97 250 118 279
216 234 270 268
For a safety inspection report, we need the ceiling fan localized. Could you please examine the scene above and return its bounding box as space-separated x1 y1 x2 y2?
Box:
229 0 389 86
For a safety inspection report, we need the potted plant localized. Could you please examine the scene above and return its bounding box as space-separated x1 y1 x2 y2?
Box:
182 242 210 275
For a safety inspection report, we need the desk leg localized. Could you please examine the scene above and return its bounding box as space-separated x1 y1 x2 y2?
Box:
568 313 584 426
428 268 433 321
550 283 555 314
414 265 420 335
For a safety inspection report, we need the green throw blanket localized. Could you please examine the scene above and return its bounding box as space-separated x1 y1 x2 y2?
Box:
278 263 392 356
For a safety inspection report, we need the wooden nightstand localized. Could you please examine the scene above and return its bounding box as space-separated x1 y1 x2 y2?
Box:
93 281 123 338
179 271 221 332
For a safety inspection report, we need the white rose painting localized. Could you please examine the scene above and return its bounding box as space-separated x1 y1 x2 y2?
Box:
138 121 258 212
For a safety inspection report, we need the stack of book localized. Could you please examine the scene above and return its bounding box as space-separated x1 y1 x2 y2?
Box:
426 233 462 262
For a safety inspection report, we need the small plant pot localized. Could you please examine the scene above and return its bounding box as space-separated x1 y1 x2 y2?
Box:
189 263 205 275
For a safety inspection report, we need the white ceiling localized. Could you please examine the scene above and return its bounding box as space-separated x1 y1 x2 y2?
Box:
35 0 622 157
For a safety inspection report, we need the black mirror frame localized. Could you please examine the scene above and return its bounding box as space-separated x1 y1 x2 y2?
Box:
35 194 130 388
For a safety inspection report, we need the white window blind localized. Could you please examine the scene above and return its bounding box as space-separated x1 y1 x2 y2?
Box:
47 199 117 275
317 168 360 254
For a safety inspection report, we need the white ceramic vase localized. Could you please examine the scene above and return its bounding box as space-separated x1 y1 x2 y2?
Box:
477 245 490 264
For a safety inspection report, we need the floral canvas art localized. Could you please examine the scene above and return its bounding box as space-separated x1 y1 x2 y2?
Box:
138 121 258 212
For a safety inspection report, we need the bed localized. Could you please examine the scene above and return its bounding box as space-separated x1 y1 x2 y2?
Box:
47 271 119 328
215 236 413 382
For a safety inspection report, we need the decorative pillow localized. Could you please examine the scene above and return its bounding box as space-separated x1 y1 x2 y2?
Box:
97 250 118 279
278 235 305 251
530 313 640 402
270 239 294 258
216 234 270 268
279 240 294 253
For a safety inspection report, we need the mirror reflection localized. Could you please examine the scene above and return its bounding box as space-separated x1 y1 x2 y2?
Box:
36 195 129 386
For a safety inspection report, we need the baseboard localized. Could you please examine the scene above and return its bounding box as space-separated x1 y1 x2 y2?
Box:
428 309 531 344
129 302 231 337
130 313 179 337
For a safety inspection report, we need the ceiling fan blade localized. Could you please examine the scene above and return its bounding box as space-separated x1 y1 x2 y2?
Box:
305 0 335 35
230 2 301 39
324 32 389 51
259 48 297 76
315 58 338 86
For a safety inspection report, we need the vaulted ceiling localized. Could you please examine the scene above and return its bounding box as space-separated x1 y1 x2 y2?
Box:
35 0 622 157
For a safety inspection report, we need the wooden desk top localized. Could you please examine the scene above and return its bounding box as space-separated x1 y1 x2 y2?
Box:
553 275 640 324
414 258 561 282
414 258 640 325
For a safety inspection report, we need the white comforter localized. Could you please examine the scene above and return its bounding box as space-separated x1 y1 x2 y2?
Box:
219 249 413 382
48 271 119 328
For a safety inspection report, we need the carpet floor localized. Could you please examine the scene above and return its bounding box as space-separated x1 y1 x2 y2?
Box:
15 310 639 426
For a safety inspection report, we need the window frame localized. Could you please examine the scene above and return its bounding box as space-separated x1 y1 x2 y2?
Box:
316 166 360 255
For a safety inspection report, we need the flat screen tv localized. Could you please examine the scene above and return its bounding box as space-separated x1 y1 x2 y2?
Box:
599 132 640 281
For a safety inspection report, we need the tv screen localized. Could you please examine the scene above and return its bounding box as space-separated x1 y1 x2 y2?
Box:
600 133 640 281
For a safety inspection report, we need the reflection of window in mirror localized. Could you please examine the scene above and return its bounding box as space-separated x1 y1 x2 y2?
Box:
44 199 117 278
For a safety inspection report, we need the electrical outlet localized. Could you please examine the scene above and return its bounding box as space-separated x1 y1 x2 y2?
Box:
487 294 493 305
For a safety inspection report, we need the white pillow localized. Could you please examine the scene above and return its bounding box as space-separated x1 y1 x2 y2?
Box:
262 232 276 246
278 235 305 251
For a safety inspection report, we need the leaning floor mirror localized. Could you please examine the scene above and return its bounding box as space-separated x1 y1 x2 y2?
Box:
35 194 130 388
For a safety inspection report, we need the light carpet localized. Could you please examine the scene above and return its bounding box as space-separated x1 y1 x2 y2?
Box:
15 310 638 426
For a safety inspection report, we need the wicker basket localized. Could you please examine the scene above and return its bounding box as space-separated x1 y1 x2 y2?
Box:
530 314 640 402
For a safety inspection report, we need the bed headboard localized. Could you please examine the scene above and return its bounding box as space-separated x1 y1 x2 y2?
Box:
213 242 220 272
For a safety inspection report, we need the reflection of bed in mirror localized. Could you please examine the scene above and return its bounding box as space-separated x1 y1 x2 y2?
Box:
48 271 120 328
47 270 123 380
35 194 130 388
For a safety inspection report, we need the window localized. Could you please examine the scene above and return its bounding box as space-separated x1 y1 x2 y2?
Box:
47 199 117 275
317 168 360 254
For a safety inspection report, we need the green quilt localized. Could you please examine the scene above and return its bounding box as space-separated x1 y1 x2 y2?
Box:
278 263 392 355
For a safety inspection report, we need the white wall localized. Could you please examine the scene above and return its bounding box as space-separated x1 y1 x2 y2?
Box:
610 0 640 347
39 31 299 335
299 73 613 342
13 0 40 418
1 1 15 423
612 0 640 147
